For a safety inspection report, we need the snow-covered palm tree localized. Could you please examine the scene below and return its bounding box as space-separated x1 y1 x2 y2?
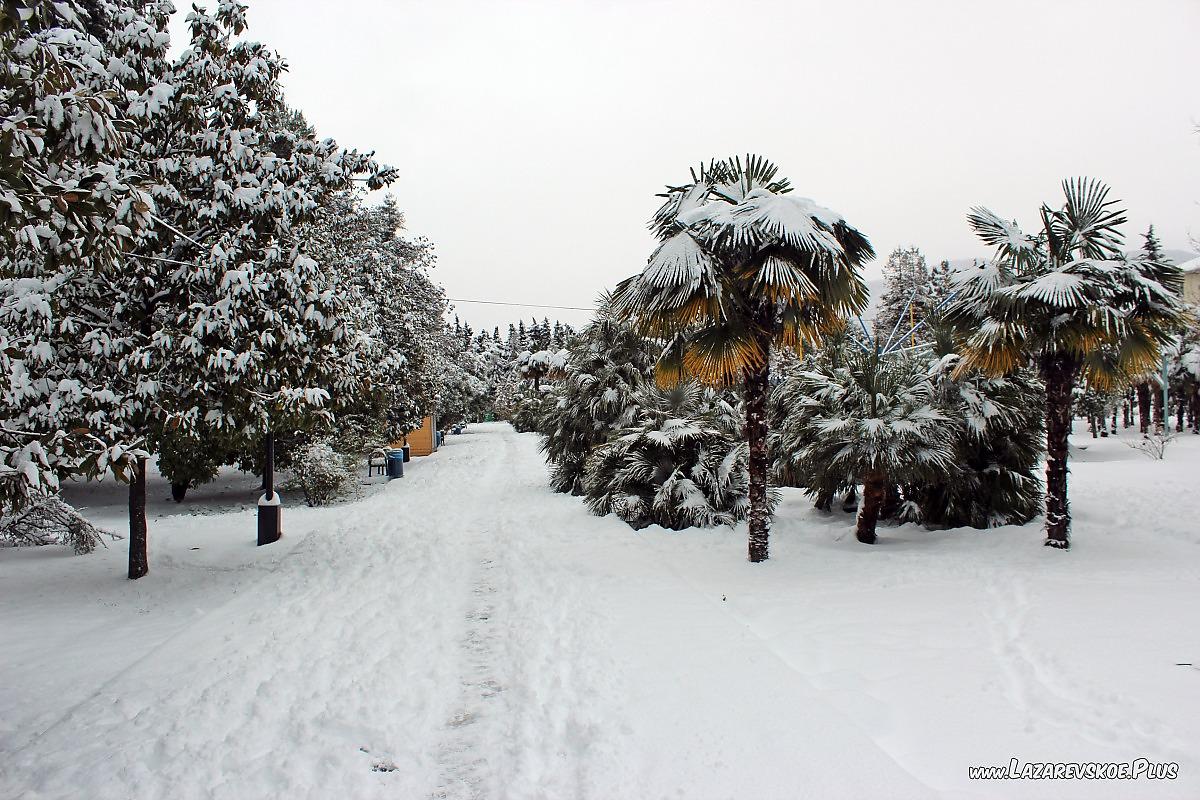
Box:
539 309 656 494
773 349 955 543
945 179 1186 548
611 156 873 561
582 382 754 531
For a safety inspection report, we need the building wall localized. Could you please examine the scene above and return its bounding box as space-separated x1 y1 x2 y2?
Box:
399 415 438 457
1184 270 1200 306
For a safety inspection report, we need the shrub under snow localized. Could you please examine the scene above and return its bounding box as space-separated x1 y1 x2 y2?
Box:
583 383 758 530
285 440 358 507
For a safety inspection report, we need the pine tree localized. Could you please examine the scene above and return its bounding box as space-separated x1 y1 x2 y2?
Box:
874 247 932 344
928 259 956 305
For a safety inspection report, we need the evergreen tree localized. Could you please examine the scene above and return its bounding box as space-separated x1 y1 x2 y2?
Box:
3 1 395 578
0 0 158 511
928 259 956 305
874 247 932 345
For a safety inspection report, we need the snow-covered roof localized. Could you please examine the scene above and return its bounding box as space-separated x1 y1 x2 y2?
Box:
1178 256 1200 274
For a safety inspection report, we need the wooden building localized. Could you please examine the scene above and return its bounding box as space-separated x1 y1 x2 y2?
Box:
395 414 439 457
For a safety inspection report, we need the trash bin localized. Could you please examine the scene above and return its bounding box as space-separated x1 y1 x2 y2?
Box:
436 431 444 448
401 445 411 463
386 449 405 479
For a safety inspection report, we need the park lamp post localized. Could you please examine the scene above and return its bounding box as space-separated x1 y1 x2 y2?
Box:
257 428 282 546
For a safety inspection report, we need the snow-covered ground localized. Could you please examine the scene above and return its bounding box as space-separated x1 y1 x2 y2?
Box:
1 423 1198 799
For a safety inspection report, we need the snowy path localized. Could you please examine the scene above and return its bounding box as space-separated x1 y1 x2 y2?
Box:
3 423 1198 799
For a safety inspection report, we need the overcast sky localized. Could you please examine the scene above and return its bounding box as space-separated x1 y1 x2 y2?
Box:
174 0 1200 333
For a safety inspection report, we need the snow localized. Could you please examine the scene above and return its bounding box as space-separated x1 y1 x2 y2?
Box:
2 424 1199 798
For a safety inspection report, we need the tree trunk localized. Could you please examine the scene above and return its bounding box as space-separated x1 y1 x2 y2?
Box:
1185 383 1195 434
1041 354 1077 550
128 456 149 579
856 470 886 544
1122 392 1131 428
1152 380 1164 432
841 484 858 512
744 358 771 563
171 482 187 503
1137 382 1151 434
1176 392 1185 432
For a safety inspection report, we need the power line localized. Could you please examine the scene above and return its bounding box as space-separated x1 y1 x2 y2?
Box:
446 297 596 312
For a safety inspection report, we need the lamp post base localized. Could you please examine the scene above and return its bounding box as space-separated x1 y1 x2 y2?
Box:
257 493 282 546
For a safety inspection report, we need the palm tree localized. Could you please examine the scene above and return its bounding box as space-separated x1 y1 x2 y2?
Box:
945 179 1185 548
539 307 656 495
611 156 873 561
773 345 955 543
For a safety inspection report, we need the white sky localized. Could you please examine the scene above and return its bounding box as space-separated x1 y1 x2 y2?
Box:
173 0 1200 333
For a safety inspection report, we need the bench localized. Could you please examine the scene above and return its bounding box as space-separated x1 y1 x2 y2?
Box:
367 449 388 477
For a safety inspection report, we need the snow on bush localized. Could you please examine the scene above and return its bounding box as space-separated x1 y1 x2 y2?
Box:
583 383 759 530
0 494 117 555
285 440 357 507
539 313 655 495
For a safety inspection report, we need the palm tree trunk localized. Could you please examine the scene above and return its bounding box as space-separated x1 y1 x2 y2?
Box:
1185 383 1195 434
1137 382 1151 434
128 456 149 579
856 469 885 544
745 358 771 562
1041 354 1077 550
1152 380 1164 432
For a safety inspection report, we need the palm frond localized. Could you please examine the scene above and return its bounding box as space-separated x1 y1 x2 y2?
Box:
1055 177 1126 260
682 323 765 387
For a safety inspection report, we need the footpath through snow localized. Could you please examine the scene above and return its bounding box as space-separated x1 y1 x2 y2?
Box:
1 422 1198 799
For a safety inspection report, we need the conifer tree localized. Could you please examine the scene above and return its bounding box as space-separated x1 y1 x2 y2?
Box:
874 247 932 344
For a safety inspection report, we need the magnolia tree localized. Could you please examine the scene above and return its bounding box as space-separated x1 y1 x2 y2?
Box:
0 0 156 512
2 1 396 577
303 193 446 445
